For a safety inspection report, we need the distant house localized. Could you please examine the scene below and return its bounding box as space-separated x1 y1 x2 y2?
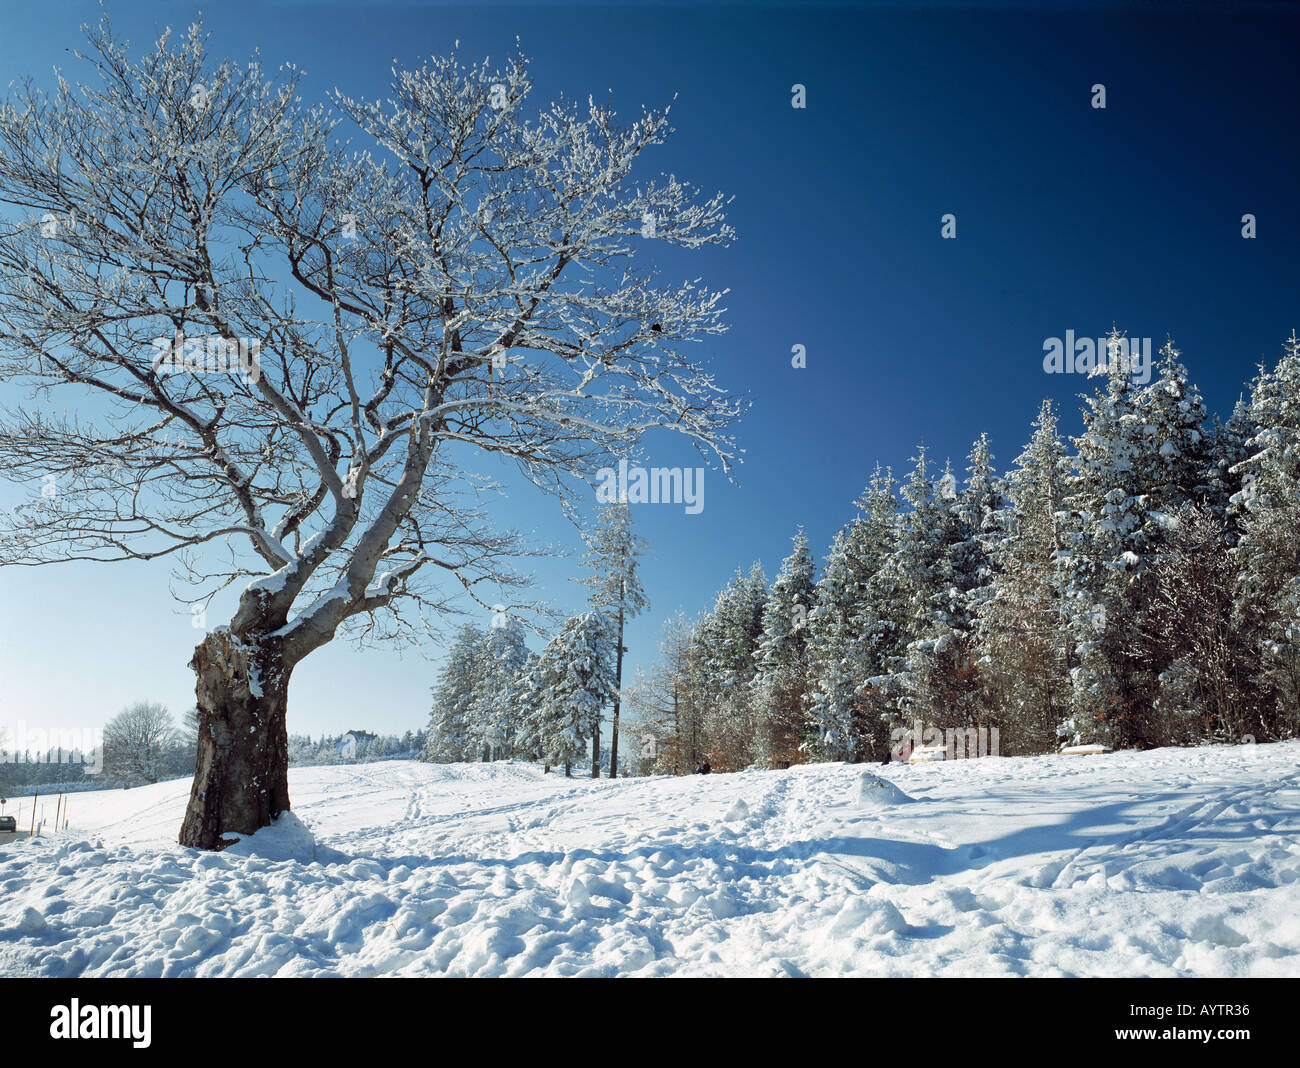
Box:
336 730 379 760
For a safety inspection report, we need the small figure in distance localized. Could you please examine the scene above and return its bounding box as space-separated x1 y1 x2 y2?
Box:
693 759 711 775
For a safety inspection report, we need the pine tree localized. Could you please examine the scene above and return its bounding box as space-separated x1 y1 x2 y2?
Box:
953 433 1008 623
528 611 617 775
978 400 1072 753
805 466 904 761
752 530 817 766
695 562 768 769
426 623 486 762
1063 329 1152 745
1232 331 1300 738
1133 339 1211 518
1206 396 1254 536
577 503 649 777
469 616 529 760
901 436 1007 735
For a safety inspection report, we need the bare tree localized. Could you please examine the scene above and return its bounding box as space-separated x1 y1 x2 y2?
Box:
0 19 738 847
103 701 177 786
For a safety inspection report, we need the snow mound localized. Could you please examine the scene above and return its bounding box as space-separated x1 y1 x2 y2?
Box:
856 771 912 806
219 811 318 861
17 907 46 934
724 798 750 822
826 895 909 938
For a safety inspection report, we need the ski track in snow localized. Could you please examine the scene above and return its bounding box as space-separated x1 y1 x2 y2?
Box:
1 742 1298 976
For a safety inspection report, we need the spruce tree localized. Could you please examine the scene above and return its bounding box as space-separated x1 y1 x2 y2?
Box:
1232 331 1300 737
469 616 530 761
426 623 486 762
805 466 904 761
752 530 817 766
1063 330 1151 745
978 400 1072 753
577 503 649 777
528 611 617 776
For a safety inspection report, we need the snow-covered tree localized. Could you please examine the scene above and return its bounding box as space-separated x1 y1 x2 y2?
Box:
891 447 961 649
1205 397 1254 535
426 624 485 762
1062 330 1152 745
695 562 767 768
805 466 903 761
1232 332 1300 737
977 400 1073 753
469 616 530 761
0 22 738 846
577 503 649 777
102 702 178 786
900 436 1006 733
527 611 617 775
1136 504 1257 744
752 531 817 766
1133 340 1211 518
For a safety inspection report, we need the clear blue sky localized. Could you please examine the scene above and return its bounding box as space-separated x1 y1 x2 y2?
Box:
1 0 1298 740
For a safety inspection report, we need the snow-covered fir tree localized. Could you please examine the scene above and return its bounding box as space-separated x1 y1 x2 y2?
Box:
977 400 1073 753
1232 331 1300 737
469 616 530 761
1063 329 1153 745
425 623 486 762
805 466 904 761
1133 339 1211 519
694 562 768 769
526 611 617 776
751 530 817 766
577 503 650 777
1205 396 1254 534
900 435 1007 734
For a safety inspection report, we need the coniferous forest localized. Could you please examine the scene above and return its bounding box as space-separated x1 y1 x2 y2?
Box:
427 331 1300 772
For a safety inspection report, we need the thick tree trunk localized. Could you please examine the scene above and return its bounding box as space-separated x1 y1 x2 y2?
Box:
178 630 292 850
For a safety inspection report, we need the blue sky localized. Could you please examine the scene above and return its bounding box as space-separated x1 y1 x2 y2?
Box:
1 0 1298 740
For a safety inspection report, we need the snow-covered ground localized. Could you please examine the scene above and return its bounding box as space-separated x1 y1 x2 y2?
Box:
1 742 1298 977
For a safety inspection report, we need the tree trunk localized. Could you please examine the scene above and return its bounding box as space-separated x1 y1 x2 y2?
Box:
591 719 600 778
610 604 625 778
179 630 292 850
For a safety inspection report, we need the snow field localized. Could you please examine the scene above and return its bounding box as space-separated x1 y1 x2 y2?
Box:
1 742 1298 977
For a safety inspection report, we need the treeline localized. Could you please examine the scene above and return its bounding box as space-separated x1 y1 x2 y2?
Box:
287 730 426 766
0 701 197 792
628 332 1300 772
425 504 646 776
423 613 615 775
2 708 427 794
